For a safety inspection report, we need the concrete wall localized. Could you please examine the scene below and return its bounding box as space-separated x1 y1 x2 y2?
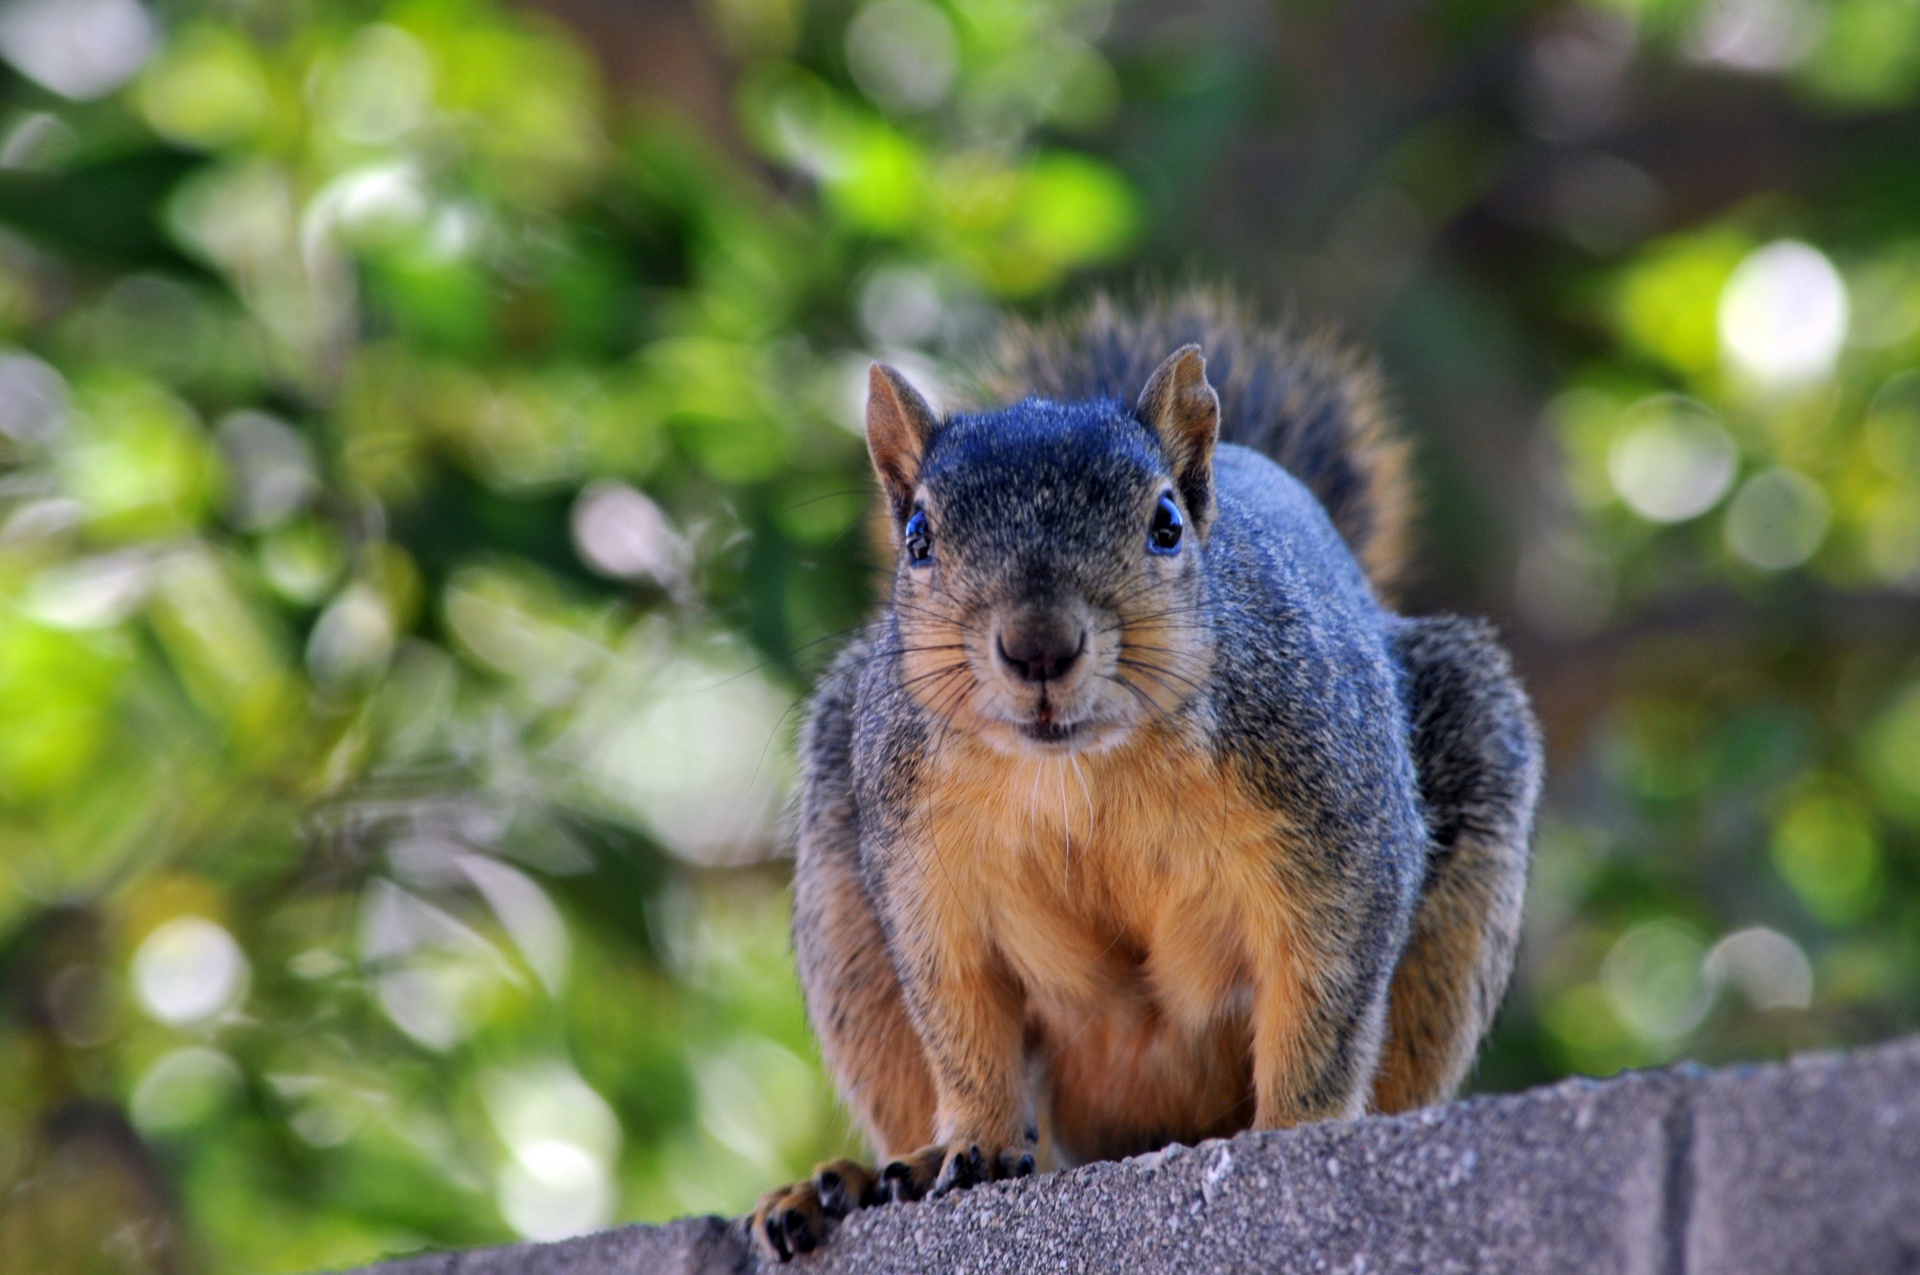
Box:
352 1037 1920 1275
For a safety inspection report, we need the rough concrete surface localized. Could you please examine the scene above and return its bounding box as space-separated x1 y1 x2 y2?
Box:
349 1037 1920 1275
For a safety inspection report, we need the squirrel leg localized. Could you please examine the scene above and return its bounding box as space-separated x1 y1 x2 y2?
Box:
1235 836 1417 1131
1369 832 1526 1113
877 882 1038 1202
1247 932 1397 1130
751 751 936 1262
1372 616 1540 1113
751 864 932 1262
793 815 936 1154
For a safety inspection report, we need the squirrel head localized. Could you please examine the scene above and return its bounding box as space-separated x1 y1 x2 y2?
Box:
865 348 1220 756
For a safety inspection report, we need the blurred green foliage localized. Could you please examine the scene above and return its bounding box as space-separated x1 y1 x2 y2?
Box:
0 0 1914 1271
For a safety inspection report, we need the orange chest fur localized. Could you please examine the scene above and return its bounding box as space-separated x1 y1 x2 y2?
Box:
912 731 1301 1031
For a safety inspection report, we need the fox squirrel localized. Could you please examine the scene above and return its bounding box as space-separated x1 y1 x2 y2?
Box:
750 291 1542 1260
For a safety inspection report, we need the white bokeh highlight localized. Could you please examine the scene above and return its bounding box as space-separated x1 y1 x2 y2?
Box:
459 853 570 994
845 0 958 113
132 917 249 1026
1705 926 1814 1010
1608 397 1739 522
0 349 67 442
1602 919 1713 1042
218 411 318 531
1719 240 1849 389
307 583 397 685
1687 0 1823 71
561 643 794 866
0 0 155 100
570 482 688 587
23 551 155 630
485 1062 622 1241
359 878 515 1051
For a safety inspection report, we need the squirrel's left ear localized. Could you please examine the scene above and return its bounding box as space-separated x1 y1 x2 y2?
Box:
866 362 939 519
1137 344 1219 534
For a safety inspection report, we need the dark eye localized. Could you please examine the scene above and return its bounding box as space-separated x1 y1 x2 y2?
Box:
1148 492 1183 555
904 506 933 566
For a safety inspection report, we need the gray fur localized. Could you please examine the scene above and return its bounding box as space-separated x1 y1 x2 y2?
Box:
766 299 1542 1263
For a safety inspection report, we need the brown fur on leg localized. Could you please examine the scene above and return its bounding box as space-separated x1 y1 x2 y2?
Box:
792 837 936 1153
752 649 939 1262
1370 829 1527 1112
1372 615 1541 1113
790 642 937 1157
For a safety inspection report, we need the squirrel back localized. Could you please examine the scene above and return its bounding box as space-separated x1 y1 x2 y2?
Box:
974 288 1413 594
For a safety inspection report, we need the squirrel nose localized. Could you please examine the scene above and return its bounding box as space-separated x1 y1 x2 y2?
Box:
995 622 1086 684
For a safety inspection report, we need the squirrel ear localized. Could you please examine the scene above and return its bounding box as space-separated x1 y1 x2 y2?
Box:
1136 345 1219 531
866 362 938 517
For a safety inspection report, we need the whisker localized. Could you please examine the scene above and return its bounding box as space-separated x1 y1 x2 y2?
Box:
1067 753 1093 882
1100 606 1213 631
1104 671 1164 723
898 662 973 691
1115 660 1202 706
1115 655 1207 693
1056 759 1071 879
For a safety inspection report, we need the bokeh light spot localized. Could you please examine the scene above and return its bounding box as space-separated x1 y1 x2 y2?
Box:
1725 467 1830 569
570 482 687 587
0 0 155 100
485 1062 621 1240
316 25 435 145
1686 0 1823 71
0 349 67 443
845 0 958 113
307 583 396 686
132 916 248 1026
1772 786 1882 923
1718 240 1849 388
1607 396 1738 522
1704 926 1813 1010
129 1046 242 1133
1601 919 1712 1043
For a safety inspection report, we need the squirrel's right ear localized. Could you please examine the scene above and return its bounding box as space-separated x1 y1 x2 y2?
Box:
1137 345 1220 533
866 362 939 517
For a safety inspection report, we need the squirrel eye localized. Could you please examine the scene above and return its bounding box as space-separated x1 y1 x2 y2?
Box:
1148 492 1184 555
904 506 933 566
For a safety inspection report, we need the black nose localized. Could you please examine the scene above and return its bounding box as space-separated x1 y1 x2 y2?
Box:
995 623 1085 683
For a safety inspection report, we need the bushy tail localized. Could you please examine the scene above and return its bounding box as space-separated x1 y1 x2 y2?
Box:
974 288 1414 595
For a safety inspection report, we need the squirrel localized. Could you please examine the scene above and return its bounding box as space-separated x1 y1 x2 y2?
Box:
750 290 1542 1261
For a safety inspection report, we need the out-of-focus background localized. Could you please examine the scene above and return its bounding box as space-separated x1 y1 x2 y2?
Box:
0 0 1915 1269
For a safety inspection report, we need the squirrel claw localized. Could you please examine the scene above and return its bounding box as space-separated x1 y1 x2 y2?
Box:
749 1145 1035 1258
929 1144 984 1197
778 1206 817 1255
879 1146 943 1203
748 1190 814 1263
884 1141 1037 1204
814 1161 876 1218
748 1158 876 1263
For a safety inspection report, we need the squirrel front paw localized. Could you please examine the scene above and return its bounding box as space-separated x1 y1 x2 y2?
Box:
747 1144 1037 1261
878 1141 1035 1204
749 1158 878 1262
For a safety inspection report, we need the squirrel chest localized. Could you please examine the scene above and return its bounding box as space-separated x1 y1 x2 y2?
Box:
911 724 1308 1038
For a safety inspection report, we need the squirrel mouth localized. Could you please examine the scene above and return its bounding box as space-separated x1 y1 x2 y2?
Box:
1019 719 1082 745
